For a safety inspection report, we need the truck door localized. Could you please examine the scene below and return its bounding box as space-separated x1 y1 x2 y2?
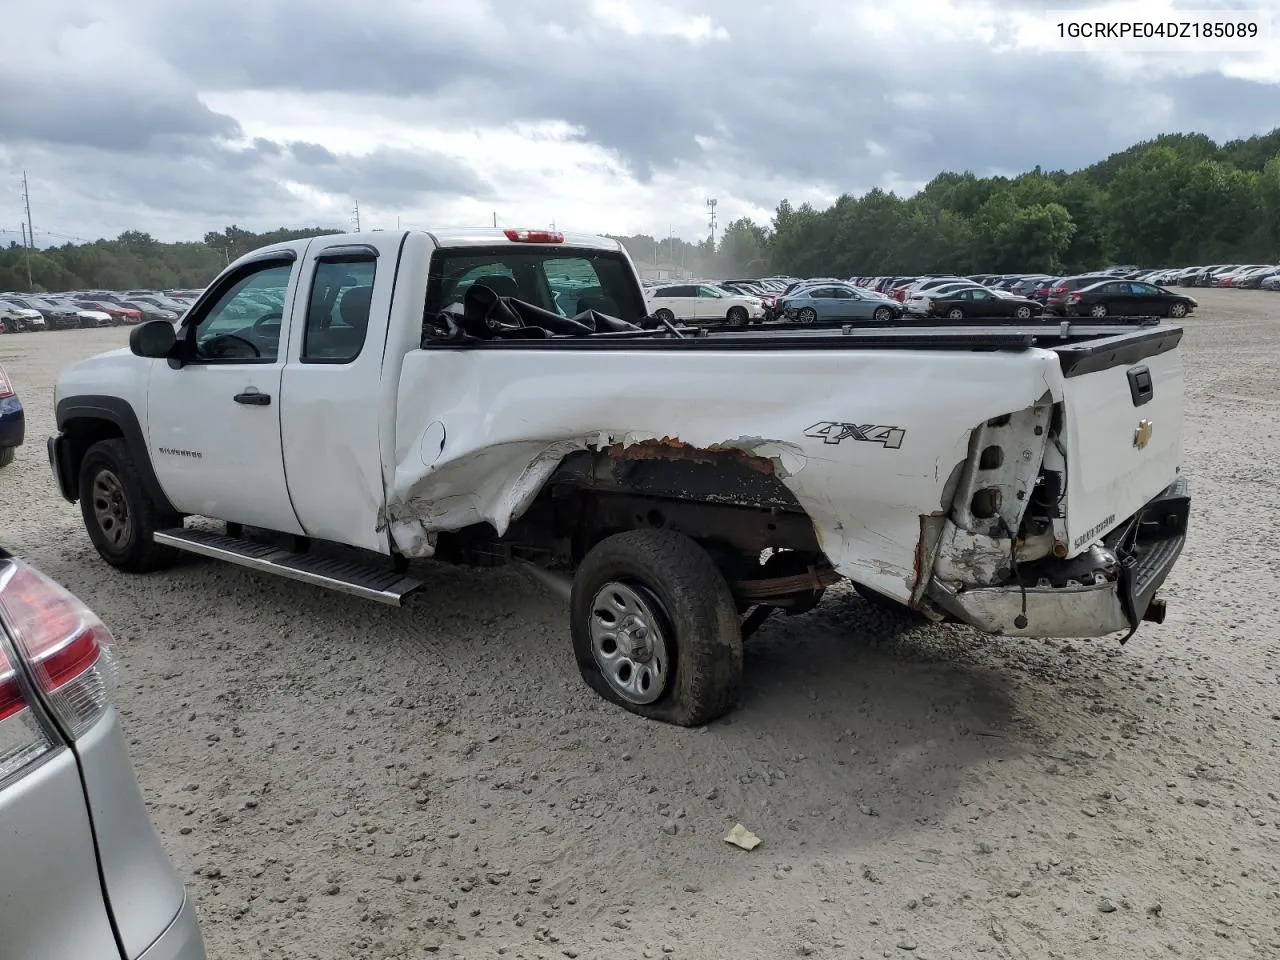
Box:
278 236 402 554
145 249 305 533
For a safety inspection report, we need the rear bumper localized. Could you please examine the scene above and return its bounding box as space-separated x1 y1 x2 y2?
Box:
134 894 205 960
930 478 1189 638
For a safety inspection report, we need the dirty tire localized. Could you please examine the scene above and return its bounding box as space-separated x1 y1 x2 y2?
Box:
0 447 13 469
571 530 743 726
79 438 182 573
726 306 748 324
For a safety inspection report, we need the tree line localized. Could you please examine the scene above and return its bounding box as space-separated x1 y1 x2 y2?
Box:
3 127 1278 295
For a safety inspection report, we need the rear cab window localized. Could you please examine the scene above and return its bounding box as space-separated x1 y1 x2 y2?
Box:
426 247 646 325
302 259 377 363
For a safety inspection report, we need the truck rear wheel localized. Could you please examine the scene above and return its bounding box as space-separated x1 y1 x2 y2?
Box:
79 439 182 573
570 530 743 726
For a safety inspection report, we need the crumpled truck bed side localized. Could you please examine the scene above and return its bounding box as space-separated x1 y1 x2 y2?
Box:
385 345 1062 603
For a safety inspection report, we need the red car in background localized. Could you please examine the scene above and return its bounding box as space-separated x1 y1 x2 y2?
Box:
75 300 143 325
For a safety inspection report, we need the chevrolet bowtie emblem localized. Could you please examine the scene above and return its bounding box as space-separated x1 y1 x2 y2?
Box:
1134 419 1153 449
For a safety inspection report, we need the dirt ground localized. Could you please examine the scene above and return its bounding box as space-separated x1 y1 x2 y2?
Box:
1 289 1278 960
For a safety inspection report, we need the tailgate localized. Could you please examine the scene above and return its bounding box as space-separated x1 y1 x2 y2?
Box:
1056 334 1184 556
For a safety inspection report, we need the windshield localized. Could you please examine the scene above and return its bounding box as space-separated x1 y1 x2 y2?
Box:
426 247 646 325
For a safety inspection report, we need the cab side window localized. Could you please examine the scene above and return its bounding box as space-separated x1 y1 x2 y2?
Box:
192 261 293 363
303 259 377 363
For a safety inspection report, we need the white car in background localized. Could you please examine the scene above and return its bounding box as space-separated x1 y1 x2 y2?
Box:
644 282 766 324
0 302 45 332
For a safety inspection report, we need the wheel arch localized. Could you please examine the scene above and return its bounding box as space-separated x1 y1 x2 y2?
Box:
54 396 177 514
520 441 826 569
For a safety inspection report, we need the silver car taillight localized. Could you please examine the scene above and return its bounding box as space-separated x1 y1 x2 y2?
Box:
0 559 117 781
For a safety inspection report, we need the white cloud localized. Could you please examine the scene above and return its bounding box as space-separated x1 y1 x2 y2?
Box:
0 0 1276 245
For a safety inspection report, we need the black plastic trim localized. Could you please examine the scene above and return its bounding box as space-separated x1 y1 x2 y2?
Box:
54 396 178 513
241 247 298 265
314 243 380 262
1127 365 1154 406
424 330 1040 352
47 434 76 501
1054 325 1183 377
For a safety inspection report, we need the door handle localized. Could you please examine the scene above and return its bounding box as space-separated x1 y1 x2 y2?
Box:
233 389 271 406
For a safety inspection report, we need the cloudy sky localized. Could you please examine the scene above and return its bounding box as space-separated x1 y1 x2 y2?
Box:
1 0 1277 245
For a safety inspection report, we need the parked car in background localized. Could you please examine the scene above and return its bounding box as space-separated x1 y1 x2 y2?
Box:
116 301 181 323
1031 278 1061 303
781 283 903 323
903 281 982 315
2 295 86 330
1064 280 1197 319
899 276 966 303
74 300 144 325
924 287 1043 320
1232 266 1280 289
42 298 115 328
1262 274 1280 291
644 283 766 324
0 365 22 468
1042 274 1119 315
0 302 45 333
0 548 207 958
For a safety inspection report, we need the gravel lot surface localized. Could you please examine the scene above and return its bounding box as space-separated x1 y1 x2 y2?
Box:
2 289 1278 960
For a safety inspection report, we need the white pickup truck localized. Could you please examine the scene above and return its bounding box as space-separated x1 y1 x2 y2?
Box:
48 228 1190 726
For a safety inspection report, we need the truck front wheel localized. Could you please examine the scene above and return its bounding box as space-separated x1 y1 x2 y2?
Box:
570 530 743 726
78 439 182 573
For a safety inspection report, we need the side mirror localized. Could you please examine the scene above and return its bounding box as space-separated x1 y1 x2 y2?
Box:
129 319 177 358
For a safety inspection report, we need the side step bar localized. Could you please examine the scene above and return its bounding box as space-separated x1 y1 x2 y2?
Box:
153 528 423 606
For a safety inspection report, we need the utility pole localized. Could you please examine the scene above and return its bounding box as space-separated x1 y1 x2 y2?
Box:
20 171 34 289
706 198 718 249
492 212 498 228
351 200 361 232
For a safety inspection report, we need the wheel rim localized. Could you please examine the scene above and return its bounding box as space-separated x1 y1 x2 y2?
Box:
1171 303 1186 317
91 469 132 550
728 308 745 322
799 309 816 323
588 581 670 705
1091 304 1107 317
948 309 963 319
1016 306 1031 319
874 308 890 322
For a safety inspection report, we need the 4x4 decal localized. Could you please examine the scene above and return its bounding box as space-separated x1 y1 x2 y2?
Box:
804 421 905 449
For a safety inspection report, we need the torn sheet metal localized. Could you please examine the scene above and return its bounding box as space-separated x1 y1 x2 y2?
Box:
386 345 1066 601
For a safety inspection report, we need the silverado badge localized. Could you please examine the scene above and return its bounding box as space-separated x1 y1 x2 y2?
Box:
1133 419 1153 450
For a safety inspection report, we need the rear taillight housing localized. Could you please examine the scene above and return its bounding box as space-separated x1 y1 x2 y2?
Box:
0 365 13 399
1069 292 1082 301
0 559 116 781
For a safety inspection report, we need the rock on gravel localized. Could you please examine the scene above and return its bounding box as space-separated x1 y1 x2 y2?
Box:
2 289 1278 959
